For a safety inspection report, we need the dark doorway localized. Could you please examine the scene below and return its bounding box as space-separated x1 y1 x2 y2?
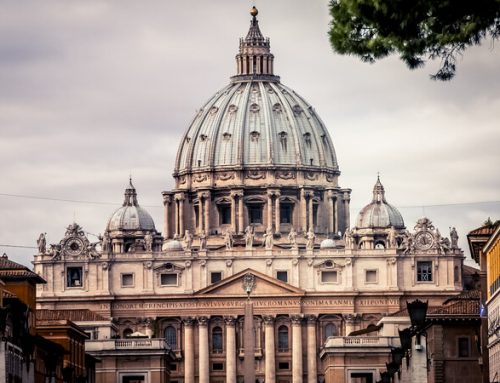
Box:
350 372 373 383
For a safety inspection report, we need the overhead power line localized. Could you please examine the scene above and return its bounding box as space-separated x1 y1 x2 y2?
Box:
0 192 499 210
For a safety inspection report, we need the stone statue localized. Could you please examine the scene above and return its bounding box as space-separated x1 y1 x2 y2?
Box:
101 231 110 252
263 227 273 249
144 232 153 252
402 230 414 255
37 233 46 254
288 227 297 248
183 230 193 250
199 231 207 250
224 230 233 250
306 227 315 250
87 242 100 259
450 227 458 249
343 229 352 249
440 237 451 253
47 244 61 260
388 226 397 248
244 225 254 249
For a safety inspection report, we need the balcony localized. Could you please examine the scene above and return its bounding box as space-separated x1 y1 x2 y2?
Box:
324 336 399 349
85 338 171 352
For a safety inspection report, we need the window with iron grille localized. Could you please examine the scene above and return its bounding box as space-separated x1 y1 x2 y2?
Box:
417 261 433 282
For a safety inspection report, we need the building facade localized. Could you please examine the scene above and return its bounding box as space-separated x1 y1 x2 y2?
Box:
34 8 467 383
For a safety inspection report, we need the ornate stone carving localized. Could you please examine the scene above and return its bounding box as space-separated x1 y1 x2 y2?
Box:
178 176 186 185
183 230 193 250
266 259 273 266
263 315 275 325
144 232 153 252
305 171 318 180
194 173 208 183
249 103 260 113
276 170 295 180
143 261 153 270
242 273 256 295
326 174 335 182
245 170 265 180
306 315 317 323
291 314 303 325
224 316 237 326
216 172 235 181
198 316 209 326
182 317 195 327
184 260 192 268
226 259 233 267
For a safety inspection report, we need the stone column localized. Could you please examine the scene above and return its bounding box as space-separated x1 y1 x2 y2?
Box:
327 191 334 235
230 192 237 233
198 316 210 383
300 189 307 232
263 315 276 383
197 193 204 234
179 196 185 236
306 316 317 383
162 194 172 239
275 193 281 234
203 192 210 235
174 199 180 237
225 316 237 383
308 194 314 231
291 315 303 383
238 193 244 233
343 191 350 231
267 192 273 230
334 196 339 234
183 318 195 383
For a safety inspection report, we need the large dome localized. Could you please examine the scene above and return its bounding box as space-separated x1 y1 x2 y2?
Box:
356 177 405 229
174 11 338 179
106 180 156 233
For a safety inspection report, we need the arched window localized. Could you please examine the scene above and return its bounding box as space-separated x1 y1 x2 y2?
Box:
212 326 223 353
325 323 337 339
123 328 133 338
278 325 289 352
165 326 177 348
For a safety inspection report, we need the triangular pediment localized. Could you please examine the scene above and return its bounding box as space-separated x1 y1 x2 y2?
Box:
194 268 305 297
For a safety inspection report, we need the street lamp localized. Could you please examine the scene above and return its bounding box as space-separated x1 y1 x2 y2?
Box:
391 347 405 366
407 299 428 329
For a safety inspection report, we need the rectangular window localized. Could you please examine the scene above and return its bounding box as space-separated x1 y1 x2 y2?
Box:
365 270 378 283
161 273 178 286
417 261 433 282
248 205 263 224
219 205 231 225
321 271 338 283
312 203 318 225
210 272 222 284
278 362 290 370
122 376 145 383
280 204 293 224
276 271 288 283
121 273 134 287
212 362 224 371
67 267 83 288
458 337 470 357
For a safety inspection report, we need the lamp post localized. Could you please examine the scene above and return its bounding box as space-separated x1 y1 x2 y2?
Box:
377 300 429 383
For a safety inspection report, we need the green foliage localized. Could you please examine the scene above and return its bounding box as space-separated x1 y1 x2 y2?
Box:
329 0 500 80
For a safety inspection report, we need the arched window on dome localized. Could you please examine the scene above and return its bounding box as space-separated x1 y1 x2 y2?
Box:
280 202 293 225
278 325 289 352
218 204 231 225
165 326 177 348
212 326 223 353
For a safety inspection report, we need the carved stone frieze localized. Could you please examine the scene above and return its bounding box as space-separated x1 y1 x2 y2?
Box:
245 170 266 180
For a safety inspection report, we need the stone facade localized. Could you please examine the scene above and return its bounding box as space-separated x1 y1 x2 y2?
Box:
33 7 467 383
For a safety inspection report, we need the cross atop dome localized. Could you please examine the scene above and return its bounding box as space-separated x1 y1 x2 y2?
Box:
372 175 386 203
232 7 279 81
123 177 139 207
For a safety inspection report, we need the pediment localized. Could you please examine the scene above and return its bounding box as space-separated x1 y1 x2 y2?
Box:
194 268 305 297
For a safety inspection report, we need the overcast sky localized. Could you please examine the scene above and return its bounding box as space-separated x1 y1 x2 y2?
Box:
1 1 499 268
